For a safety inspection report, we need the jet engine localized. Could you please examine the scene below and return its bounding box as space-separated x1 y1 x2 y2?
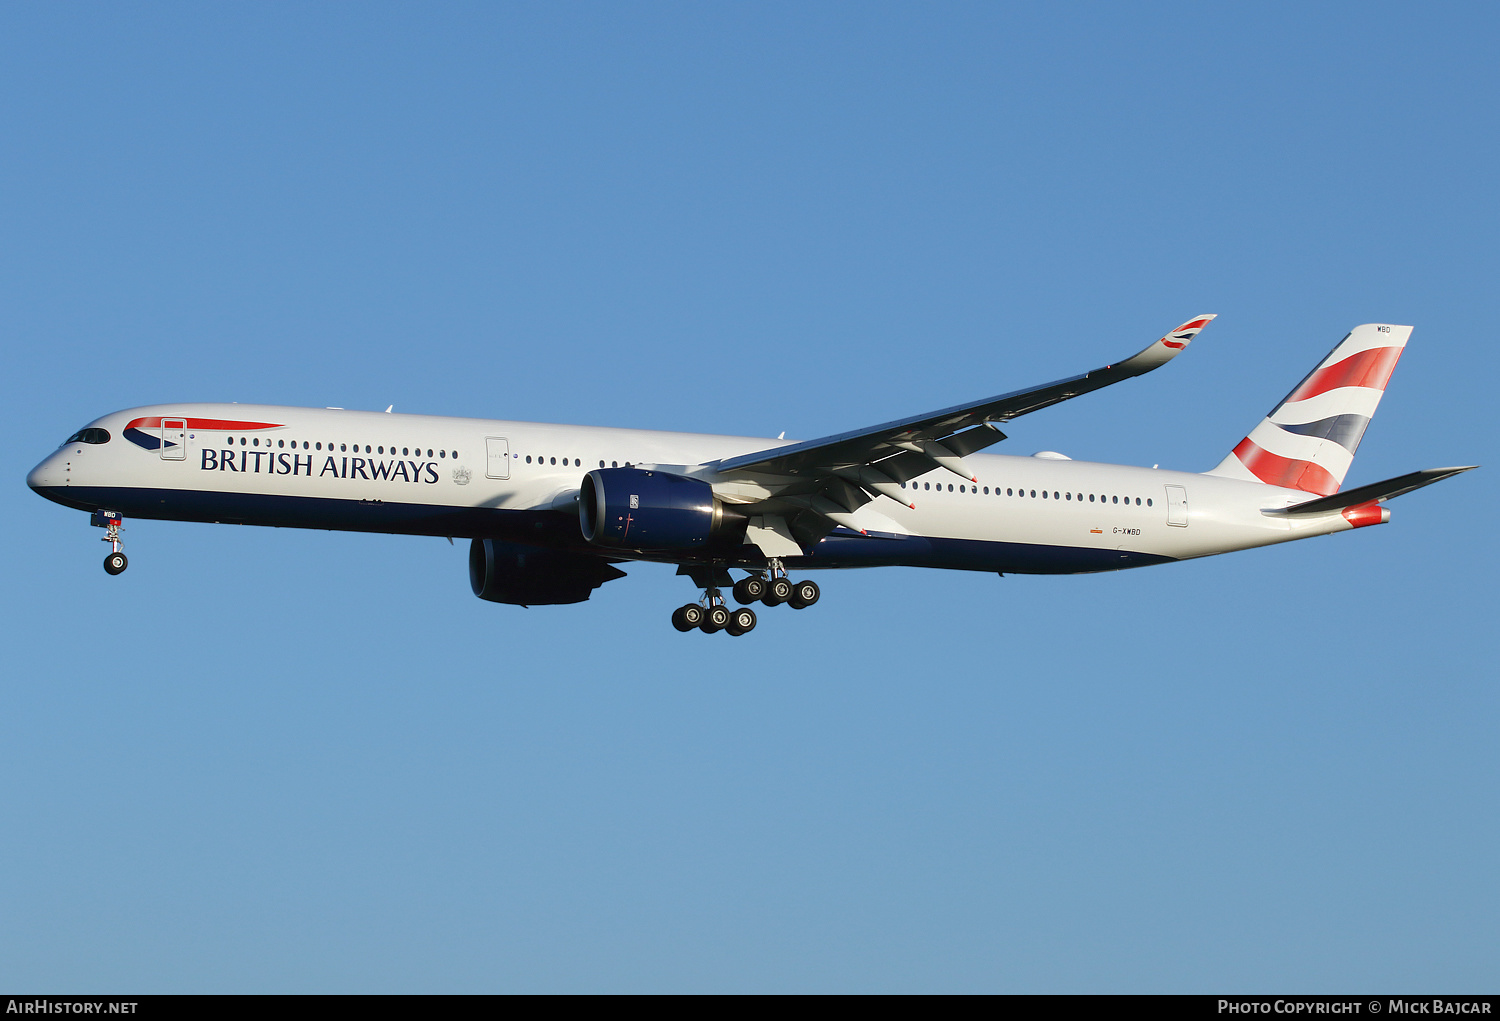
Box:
469 538 625 606
579 467 746 552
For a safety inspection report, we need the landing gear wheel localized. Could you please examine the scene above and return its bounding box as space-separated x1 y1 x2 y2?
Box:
701 605 731 634
789 579 820 609
733 576 767 604
764 577 793 606
724 607 757 636
672 604 704 632
103 552 128 576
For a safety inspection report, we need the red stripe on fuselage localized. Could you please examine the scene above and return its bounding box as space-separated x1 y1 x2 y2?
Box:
1284 346 1403 405
1231 437 1340 496
126 417 284 431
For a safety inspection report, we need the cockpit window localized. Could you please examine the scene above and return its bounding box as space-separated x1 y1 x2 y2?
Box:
65 428 110 445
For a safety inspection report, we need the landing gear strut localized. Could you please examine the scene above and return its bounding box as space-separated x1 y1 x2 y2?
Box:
94 510 128 575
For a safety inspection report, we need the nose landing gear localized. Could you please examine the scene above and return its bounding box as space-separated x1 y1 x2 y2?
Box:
93 510 128 575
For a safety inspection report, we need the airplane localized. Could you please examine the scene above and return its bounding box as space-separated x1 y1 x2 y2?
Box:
26 316 1475 635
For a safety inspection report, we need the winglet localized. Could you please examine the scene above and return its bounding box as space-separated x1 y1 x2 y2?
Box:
1113 314 1217 375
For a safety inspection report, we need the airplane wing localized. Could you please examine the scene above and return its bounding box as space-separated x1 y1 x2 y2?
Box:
712 314 1215 479
701 314 1216 552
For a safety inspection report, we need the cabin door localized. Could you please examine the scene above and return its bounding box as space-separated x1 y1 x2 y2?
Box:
160 418 187 460
1164 485 1188 526
485 437 510 479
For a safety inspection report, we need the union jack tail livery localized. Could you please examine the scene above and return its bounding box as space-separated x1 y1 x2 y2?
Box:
1206 323 1411 495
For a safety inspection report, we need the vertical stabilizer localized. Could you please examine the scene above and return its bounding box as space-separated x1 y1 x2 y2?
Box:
1207 324 1411 495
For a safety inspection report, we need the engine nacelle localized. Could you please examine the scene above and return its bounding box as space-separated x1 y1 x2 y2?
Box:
579 467 745 552
469 538 625 606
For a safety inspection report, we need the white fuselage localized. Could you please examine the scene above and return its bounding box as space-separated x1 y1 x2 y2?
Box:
27 403 1366 574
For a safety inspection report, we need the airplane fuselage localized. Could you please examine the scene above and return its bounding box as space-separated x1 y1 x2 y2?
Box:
28 402 1364 576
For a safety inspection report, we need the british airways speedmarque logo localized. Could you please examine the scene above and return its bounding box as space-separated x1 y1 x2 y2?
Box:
124 416 281 450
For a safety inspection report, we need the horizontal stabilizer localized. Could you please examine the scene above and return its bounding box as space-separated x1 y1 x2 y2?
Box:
1265 465 1477 516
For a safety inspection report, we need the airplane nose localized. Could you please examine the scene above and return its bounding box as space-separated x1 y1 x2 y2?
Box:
27 455 59 492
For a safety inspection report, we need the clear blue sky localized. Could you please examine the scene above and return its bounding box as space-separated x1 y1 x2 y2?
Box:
3 2 1495 992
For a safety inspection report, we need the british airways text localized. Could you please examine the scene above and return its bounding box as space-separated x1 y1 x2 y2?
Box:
201 449 440 483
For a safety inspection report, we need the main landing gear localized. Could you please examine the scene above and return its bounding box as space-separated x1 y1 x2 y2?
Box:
669 560 820 634
94 510 128 575
735 574 820 609
671 590 758 637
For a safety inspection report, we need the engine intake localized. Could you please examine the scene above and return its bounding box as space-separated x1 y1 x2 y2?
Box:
579 467 745 552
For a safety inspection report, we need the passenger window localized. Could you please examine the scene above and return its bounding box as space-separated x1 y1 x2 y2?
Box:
1147 498 1153 507
959 486 965 493
525 455 532 463
612 461 618 468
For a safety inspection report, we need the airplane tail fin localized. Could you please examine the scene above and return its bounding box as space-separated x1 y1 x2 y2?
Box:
1205 323 1412 495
